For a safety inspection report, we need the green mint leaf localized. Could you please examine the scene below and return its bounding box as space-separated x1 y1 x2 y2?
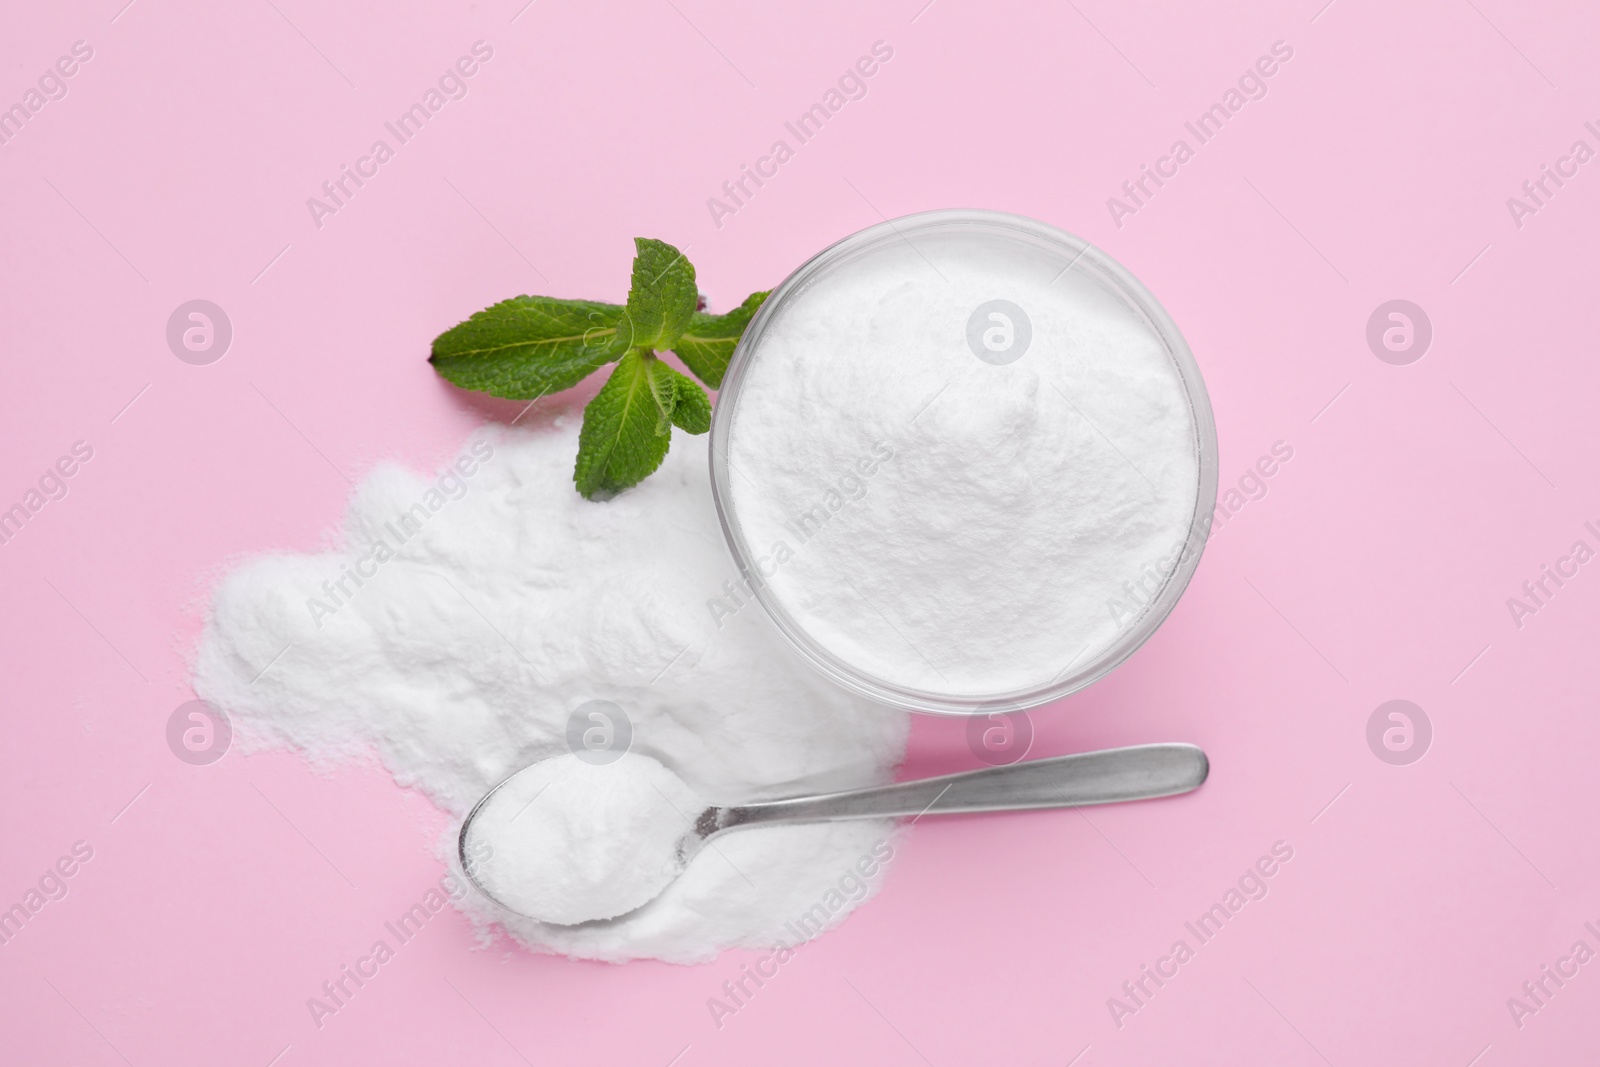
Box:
667 370 712 434
430 295 625 400
642 352 681 436
617 238 697 351
671 290 769 388
574 350 675 499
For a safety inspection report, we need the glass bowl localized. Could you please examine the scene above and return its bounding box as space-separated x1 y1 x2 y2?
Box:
708 209 1218 715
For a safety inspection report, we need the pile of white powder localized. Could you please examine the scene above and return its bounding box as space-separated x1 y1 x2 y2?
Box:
193 422 908 964
724 230 1202 698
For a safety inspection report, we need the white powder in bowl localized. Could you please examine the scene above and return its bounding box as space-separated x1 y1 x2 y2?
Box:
193 424 908 964
464 753 704 926
723 225 1202 699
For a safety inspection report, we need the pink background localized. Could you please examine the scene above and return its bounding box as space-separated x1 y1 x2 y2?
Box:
3 0 1597 1063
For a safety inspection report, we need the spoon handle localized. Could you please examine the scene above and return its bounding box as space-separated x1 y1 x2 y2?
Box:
719 743 1207 829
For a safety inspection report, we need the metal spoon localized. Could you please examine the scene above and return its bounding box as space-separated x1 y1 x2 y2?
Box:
459 742 1208 925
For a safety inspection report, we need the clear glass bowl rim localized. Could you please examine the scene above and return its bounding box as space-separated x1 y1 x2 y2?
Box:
708 208 1220 716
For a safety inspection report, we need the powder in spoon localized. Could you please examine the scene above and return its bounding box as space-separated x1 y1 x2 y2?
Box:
465 753 705 925
724 228 1202 698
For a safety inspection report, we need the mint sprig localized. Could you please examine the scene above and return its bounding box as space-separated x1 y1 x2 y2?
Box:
429 238 768 499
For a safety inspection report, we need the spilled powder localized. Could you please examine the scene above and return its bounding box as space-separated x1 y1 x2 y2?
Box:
193 423 907 964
